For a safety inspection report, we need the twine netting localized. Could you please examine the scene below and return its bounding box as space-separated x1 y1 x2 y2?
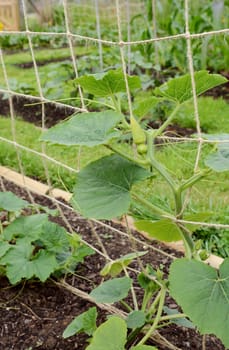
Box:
0 0 229 273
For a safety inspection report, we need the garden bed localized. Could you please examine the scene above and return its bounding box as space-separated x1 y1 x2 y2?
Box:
0 177 225 350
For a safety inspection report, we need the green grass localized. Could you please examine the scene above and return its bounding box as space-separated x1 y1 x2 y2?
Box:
173 97 229 133
0 116 110 191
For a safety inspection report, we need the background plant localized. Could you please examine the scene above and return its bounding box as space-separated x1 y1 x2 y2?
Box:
0 191 94 284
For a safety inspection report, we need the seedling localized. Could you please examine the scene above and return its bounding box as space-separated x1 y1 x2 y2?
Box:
0 191 94 284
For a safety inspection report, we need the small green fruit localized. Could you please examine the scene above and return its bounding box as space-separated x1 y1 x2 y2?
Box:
137 144 147 155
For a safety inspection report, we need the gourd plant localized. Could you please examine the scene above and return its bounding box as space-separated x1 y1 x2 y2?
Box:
0 191 94 284
41 69 229 349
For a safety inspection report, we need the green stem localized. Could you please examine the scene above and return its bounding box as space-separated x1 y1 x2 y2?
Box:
126 326 145 348
147 133 176 193
138 287 166 345
131 193 172 218
120 300 133 312
146 290 162 319
111 94 121 113
141 290 153 313
153 104 180 138
104 144 148 166
179 169 211 193
159 313 187 322
178 224 195 259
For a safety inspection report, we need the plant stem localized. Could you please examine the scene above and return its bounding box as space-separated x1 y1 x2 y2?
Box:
141 290 153 312
131 193 172 218
146 289 162 319
104 144 148 167
123 267 139 310
159 313 187 322
177 224 195 259
138 287 166 345
147 133 176 193
153 103 180 138
179 169 211 193
120 300 133 312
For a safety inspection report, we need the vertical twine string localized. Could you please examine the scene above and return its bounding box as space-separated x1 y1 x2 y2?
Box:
62 0 86 110
0 48 38 209
184 0 203 171
115 0 133 118
95 0 103 71
152 0 159 71
125 0 131 74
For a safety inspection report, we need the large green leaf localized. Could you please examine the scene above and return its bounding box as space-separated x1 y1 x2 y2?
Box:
76 69 141 97
133 96 162 118
41 111 123 146
154 71 227 103
0 241 11 258
183 212 213 232
0 243 58 284
86 316 127 350
90 276 132 303
202 133 229 172
63 307 97 338
134 218 182 242
38 221 70 254
169 258 229 348
205 146 229 172
2 214 48 241
72 154 151 219
0 191 29 212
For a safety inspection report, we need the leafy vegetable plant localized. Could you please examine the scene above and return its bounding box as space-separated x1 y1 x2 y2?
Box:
0 191 93 284
41 69 229 348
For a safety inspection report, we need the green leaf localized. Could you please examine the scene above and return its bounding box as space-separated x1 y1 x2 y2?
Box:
63 307 97 338
41 111 123 146
0 241 11 258
126 310 146 329
2 214 48 241
101 251 147 277
183 212 213 232
72 154 151 219
163 306 195 329
169 258 229 348
131 346 158 350
38 221 70 254
86 316 127 350
154 71 227 103
133 96 162 118
0 191 29 212
138 266 159 293
1 244 58 284
76 69 141 97
134 218 182 242
205 146 229 172
90 277 132 303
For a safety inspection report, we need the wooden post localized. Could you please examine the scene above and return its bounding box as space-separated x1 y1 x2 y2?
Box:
0 0 20 31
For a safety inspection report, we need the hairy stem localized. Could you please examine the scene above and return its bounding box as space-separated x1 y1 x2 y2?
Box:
139 287 166 345
153 103 180 138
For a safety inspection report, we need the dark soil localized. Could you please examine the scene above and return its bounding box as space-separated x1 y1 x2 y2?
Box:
0 178 225 350
0 94 76 128
14 57 72 69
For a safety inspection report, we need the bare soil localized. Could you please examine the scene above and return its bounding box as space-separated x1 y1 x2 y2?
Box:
0 178 225 350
